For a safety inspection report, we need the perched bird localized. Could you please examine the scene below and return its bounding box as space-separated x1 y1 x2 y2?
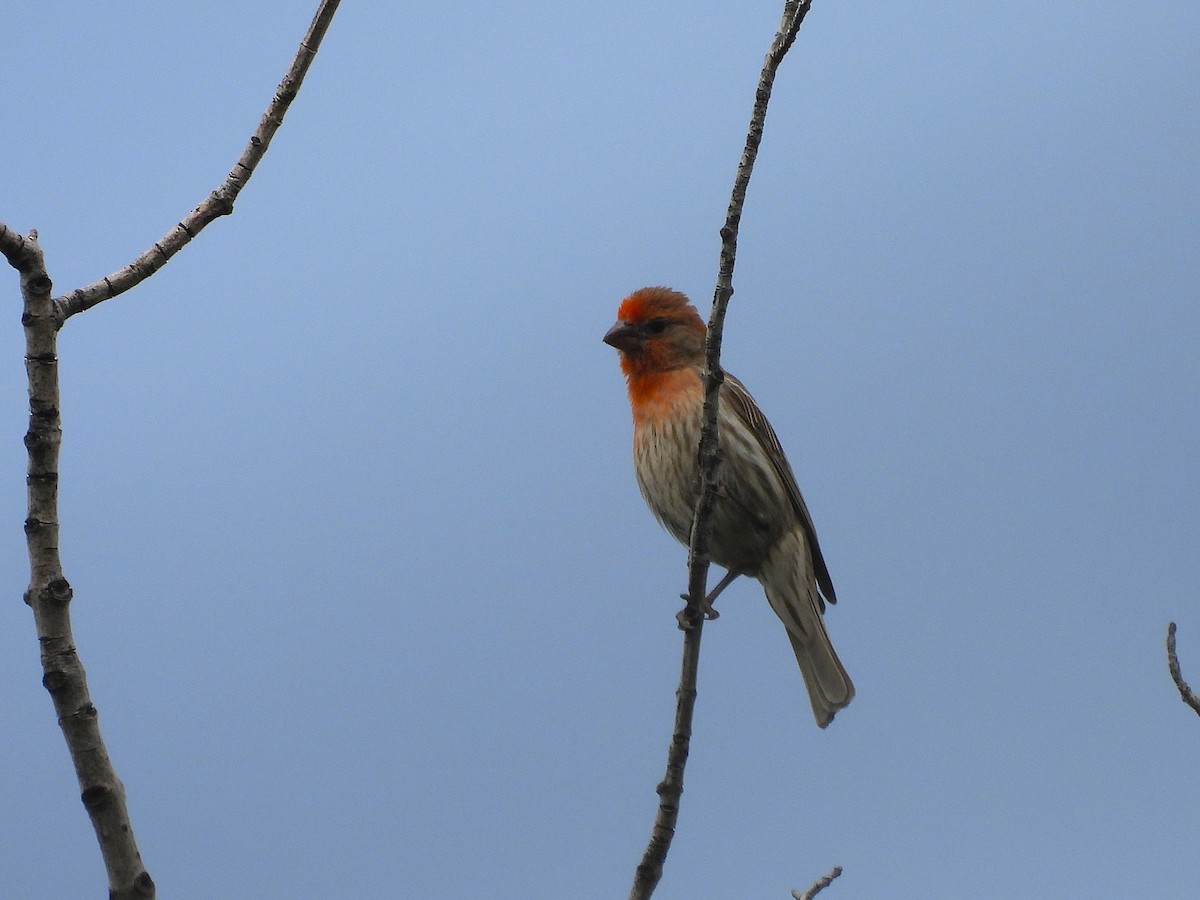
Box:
604 286 853 727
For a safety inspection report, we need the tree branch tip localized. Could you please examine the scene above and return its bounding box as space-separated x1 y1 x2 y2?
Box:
793 864 844 900
1166 620 1200 717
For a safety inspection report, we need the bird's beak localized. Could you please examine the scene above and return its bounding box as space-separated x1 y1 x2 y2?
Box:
603 320 642 353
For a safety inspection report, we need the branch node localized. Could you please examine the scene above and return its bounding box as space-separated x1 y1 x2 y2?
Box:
210 190 236 217
63 702 98 724
42 669 70 694
47 577 73 603
81 784 113 813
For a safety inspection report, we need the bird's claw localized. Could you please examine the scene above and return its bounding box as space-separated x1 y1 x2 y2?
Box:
676 603 700 631
676 594 719 632
683 592 720 620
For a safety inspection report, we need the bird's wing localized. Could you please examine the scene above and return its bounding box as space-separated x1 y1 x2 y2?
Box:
721 373 838 605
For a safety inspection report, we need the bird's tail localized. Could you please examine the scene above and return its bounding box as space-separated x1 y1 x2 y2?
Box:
761 533 855 728
782 617 854 729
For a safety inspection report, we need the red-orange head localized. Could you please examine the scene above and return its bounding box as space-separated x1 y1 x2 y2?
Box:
603 287 706 377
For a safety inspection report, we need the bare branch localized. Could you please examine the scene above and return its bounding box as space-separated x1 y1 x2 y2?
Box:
53 0 342 322
628 613 705 900
629 4 814 898
4 3 342 895
692 0 813 617
7 227 154 897
1167 622 1200 717
793 865 843 899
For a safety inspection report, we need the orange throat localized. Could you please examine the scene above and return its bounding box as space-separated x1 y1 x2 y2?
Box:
623 366 702 426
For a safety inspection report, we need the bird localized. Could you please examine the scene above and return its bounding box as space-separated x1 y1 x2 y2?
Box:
603 286 853 727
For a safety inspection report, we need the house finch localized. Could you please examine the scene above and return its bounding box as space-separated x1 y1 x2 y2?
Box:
604 286 854 727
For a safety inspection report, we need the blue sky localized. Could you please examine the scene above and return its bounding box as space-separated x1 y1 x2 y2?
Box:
3 3 1199 898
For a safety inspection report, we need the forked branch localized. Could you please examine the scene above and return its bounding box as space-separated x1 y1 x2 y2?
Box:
2 3 341 896
629 4 814 898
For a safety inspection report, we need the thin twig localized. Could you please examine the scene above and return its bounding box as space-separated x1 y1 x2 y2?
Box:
2 3 341 896
1167 623 1200 717
628 4 814 898
53 0 342 322
793 865 843 899
692 0 811 607
628 616 705 899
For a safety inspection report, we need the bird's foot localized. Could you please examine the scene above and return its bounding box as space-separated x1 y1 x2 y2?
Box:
676 601 701 631
675 594 718 632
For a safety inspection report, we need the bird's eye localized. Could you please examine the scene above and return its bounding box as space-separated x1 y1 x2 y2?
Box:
646 319 669 335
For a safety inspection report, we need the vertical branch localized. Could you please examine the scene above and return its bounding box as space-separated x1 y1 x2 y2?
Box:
629 4 814 899
629 614 705 900
692 0 811 615
3 228 153 898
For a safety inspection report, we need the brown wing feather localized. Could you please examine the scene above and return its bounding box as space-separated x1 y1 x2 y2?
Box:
721 373 838 606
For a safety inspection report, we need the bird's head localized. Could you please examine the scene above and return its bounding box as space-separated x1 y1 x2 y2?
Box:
603 287 706 376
